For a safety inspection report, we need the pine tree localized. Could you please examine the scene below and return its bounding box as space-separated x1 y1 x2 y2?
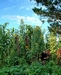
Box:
30 0 61 34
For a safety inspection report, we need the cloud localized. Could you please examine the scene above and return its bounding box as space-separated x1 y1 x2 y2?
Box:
20 6 24 10
19 6 31 10
19 6 33 10
1 15 42 25
26 7 30 10
2 15 25 21
2 5 18 11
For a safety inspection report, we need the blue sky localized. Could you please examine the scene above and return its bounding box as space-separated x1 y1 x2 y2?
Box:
0 0 49 32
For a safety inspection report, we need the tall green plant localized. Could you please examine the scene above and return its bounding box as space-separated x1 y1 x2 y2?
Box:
46 32 57 60
31 26 45 61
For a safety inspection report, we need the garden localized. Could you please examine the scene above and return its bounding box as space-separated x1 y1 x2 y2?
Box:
0 20 61 75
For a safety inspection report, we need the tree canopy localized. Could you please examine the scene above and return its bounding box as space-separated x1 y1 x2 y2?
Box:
30 0 61 34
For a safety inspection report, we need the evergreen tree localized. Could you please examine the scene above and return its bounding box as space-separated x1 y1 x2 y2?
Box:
30 0 61 34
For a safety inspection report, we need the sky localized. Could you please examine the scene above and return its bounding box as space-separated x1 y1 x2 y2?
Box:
0 0 49 32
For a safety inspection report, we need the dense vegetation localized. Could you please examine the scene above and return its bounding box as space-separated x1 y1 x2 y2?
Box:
0 19 61 75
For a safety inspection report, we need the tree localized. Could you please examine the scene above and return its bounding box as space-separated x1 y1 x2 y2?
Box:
48 21 61 35
48 33 57 58
31 26 45 61
31 0 61 21
0 22 10 66
30 0 61 34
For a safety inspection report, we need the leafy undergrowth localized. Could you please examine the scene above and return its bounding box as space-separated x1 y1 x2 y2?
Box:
0 61 61 75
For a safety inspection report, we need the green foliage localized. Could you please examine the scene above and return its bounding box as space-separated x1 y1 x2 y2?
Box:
48 21 61 35
1 21 61 74
31 26 45 53
46 32 57 60
31 0 61 36
0 21 45 66
0 61 61 75
57 35 61 49
31 0 61 21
